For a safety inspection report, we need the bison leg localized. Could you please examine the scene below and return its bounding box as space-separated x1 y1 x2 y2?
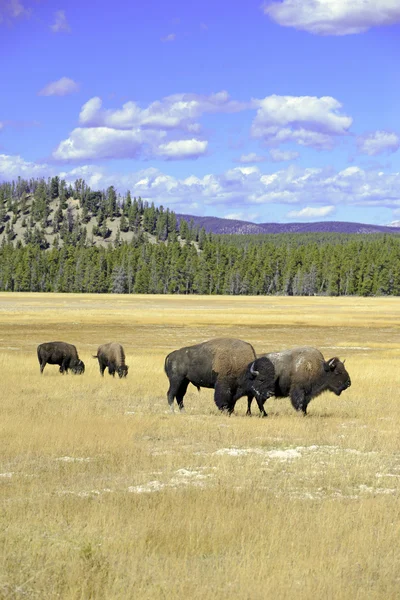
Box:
61 358 71 374
214 381 232 414
246 395 268 417
290 388 308 415
246 395 253 416
167 378 188 413
175 380 189 412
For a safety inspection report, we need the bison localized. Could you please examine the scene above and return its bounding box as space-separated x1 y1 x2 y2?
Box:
247 346 351 416
93 342 129 378
164 338 275 414
37 342 85 375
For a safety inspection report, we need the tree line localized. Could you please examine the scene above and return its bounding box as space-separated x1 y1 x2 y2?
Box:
0 177 399 296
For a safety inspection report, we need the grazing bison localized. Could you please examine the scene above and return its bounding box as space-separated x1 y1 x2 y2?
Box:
37 342 85 375
93 343 128 378
164 338 275 415
247 346 351 416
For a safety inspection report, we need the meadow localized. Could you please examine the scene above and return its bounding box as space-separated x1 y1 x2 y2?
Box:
1 293 400 599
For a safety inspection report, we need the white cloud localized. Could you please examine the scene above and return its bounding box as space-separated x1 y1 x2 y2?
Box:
0 0 30 24
287 205 335 219
51 9 70 33
263 0 400 35
0 154 50 178
269 148 299 162
55 92 248 161
251 95 352 149
161 33 176 42
156 139 208 159
52 125 209 161
53 127 162 161
357 131 400 156
79 92 248 131
38 77 79 97
237 153 266 163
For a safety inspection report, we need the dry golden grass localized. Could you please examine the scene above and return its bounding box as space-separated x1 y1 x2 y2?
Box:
1 293 400 599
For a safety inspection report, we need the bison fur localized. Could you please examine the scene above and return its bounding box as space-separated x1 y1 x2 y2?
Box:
93 343 128 378
164 338 275 415
37 342 85 375
248 346 351 416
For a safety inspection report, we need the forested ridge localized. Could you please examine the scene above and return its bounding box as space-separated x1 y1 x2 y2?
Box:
1 177 400 296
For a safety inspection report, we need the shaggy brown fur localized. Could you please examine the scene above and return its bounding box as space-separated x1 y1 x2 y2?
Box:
210 338 257 376
94 342 128 378
252 346 351 415
165 337 275 415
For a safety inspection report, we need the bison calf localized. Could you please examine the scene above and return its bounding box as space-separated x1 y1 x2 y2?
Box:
164 337 275 415
248 346 351 416
37 342 85 375
93 343 128 378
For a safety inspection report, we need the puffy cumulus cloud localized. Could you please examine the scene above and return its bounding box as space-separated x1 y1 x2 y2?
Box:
50 9 70 33
63 92 353 162
52 127 164 161
53 127 207 162
251 95 352 149
357 130 400 156
79 92 248 131
38 77 79 97
286 205 335 219
269 148 299 162
156 139 208 160
0 0 30 24
0 154 50 178
262 0 400 35
55 91 246 161
237 153 266 163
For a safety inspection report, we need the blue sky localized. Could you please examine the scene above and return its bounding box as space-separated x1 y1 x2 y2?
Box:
2 0 400 224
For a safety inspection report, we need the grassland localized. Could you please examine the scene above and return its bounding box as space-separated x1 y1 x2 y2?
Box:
1 293 400 599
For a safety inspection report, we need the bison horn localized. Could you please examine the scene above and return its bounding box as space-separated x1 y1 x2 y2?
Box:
250 361 259 376
326 358 338 371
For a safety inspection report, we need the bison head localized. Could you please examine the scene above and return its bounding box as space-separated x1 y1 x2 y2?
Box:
247 357 275 401
323 357 351 395
71 360 85 375
117 365 129 378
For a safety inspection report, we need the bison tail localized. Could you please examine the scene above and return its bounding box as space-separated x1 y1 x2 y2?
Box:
192 383 201 393
164 353 171 375
92 355 98 359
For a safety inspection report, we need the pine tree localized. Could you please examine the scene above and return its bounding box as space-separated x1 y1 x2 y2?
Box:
110 266 127 293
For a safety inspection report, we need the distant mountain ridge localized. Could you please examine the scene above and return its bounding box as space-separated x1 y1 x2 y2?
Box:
177 214 400 235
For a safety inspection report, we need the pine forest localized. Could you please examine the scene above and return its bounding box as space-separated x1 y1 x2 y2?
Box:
0 176 399 296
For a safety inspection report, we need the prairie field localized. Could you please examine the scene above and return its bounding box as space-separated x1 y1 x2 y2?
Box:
1 293 400 599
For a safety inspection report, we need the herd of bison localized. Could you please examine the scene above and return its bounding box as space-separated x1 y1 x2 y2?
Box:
37 338 351 417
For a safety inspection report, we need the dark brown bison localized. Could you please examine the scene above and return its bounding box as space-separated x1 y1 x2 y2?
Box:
164 338 275 414
93 343 128 378
247 346 351 416
37 342 85 375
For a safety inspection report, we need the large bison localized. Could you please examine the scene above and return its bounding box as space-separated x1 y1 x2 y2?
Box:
164 338 275 414
247 346 351 416
37 342 85 375
93 342 129 378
